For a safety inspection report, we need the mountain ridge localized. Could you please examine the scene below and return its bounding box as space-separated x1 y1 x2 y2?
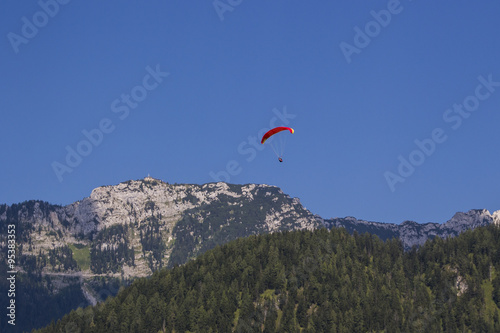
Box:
2 178 499 256
1 178 319 273
322 208 500 249
1 177 499 332
2 178 499 267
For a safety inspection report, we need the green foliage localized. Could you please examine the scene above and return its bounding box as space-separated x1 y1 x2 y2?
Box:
140 216 166 271
48 245 78 271
168 186 312 267
90 224 135 274
34 225 500 332
0 262 86 333
69 243 91 271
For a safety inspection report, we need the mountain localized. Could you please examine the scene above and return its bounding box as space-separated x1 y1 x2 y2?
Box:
34 224 500 332
1 177 499 332
322 208 500 249
0 178 320 332
1 178 319 275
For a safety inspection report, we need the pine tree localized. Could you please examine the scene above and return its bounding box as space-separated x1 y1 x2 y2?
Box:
263 301 278 333
278 295 297 332
296 294 308 328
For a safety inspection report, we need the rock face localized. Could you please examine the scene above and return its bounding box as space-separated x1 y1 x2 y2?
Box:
0 178 320 278
322 208 500 249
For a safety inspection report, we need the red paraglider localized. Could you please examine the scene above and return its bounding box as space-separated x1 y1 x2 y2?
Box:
261 127 294 144
261 127 294 162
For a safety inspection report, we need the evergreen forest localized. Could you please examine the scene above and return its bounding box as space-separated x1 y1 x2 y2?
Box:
35 225 500 332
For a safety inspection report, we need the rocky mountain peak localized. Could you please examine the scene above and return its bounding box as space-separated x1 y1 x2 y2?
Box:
493 210 500 224
3 179 320 278
443 209 496 232
400 220 419 227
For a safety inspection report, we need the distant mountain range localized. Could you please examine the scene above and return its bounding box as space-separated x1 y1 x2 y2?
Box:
323 208 500 249
0 177 499 332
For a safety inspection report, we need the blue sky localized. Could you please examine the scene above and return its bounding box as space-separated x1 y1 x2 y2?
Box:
1 1 500 224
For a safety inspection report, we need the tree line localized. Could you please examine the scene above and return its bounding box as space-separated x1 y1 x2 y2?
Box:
35 225 500 332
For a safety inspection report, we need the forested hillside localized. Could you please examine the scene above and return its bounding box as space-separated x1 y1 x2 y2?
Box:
36 225 500 332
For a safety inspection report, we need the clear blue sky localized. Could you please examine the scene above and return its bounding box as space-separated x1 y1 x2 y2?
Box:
1 1 500 224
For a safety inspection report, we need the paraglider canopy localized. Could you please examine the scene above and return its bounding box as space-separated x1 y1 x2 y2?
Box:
261 127 294 144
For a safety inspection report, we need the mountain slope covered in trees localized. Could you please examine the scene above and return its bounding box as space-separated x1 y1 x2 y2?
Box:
1 178 498 332
36 225 500 332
